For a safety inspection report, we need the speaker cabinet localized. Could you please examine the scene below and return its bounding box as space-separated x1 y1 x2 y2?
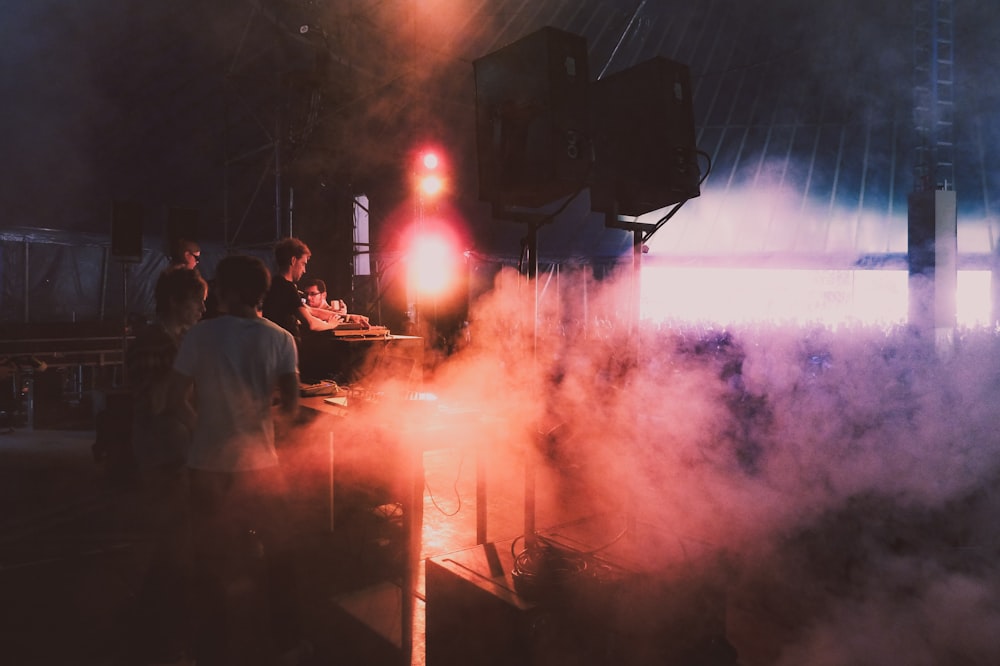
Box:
474 27 590 208
590 57 700 217
426 543 541 666
167 207 200 245
426 536 735 666
111 200 143 262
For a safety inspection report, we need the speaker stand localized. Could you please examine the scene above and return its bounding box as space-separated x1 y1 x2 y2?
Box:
119 261 130 387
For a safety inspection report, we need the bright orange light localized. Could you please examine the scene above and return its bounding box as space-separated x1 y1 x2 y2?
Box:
413 146 448 199
419 174 444 197
409 231 458 295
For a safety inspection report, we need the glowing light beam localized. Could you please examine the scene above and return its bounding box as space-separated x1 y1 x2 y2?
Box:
409 232 459 296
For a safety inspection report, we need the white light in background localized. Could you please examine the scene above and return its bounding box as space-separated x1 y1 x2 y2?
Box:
420 174 444 197
409 232 458 296
957 270 991 327
640 266 991 328
353 194 370 276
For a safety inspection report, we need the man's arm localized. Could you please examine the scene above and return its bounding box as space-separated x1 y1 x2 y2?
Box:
297 304 340 331
276 371 300 419
305 305 339 322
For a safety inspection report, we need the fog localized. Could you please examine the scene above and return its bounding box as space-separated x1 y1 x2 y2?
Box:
4 1 1000 659
287 263 1000 663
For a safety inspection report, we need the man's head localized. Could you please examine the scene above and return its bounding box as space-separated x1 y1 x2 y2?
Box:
170 238 201 270
274 237 310 282
216 254 271 310
155 266 208 329
300 277 327 309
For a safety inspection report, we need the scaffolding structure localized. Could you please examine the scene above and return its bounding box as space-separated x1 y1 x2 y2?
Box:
913 0 955 192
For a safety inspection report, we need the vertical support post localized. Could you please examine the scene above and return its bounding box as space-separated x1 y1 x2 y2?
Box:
23 371 34 432
908 189 957 348
22 239 30 323
476 440 487 545
626 231 644 536
328 430 335 533
524 222 539 552
274 100 283 239
992 245 1000 328
121 263 129 387
401 442 423 665
100 246 109 321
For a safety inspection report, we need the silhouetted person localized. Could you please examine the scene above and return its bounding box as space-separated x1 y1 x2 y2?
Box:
126 265 207 663
168 238 202 271
261 237 340 338
168 254 307 665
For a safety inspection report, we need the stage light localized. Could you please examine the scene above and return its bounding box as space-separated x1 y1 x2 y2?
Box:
409 231 459 296
413 147 449 202
419 173 444 197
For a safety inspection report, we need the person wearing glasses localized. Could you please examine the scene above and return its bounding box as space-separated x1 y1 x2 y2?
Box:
300 277 369 328
168 238 201 271
126 265 207 664
167 237 222 319
261 237 343 339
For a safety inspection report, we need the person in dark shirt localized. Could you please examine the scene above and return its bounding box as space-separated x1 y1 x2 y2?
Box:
129 267 207 470
261 237 339 339
166 236 221 319
126 265 207 664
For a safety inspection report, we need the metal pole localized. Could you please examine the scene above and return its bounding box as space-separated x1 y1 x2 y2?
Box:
524 222 539 551
121 263 129 388
99 246 109 320
274 103 283 239
22 239 29 322
329 430 342 533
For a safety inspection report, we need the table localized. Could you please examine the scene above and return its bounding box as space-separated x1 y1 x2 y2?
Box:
297 333 423 385
301 395 491 665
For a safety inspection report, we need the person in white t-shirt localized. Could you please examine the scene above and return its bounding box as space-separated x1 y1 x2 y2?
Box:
168 253 306 665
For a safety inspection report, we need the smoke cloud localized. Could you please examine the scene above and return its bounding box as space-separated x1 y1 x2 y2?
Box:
297 263 1000 663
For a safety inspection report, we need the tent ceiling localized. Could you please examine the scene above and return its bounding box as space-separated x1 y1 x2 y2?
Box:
3 0 1000 261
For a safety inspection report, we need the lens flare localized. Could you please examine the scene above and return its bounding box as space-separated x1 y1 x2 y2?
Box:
409 232 458 295
419 174 444 197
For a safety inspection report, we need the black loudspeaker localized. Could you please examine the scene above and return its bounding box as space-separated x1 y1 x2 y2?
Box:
590 57 700 217
474 27 590 208
111 200 143 262
167 207 200 245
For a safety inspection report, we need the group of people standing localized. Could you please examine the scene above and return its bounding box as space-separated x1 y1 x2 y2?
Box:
261 236 369 337
124 235 351 665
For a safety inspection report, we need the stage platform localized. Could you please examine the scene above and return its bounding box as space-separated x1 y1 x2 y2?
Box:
425 516 738 666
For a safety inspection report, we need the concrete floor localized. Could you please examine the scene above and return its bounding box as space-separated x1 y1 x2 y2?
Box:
0 384 784 666
0 419 589 666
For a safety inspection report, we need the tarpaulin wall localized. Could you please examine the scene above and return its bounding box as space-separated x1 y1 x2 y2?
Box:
0 228 235 324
